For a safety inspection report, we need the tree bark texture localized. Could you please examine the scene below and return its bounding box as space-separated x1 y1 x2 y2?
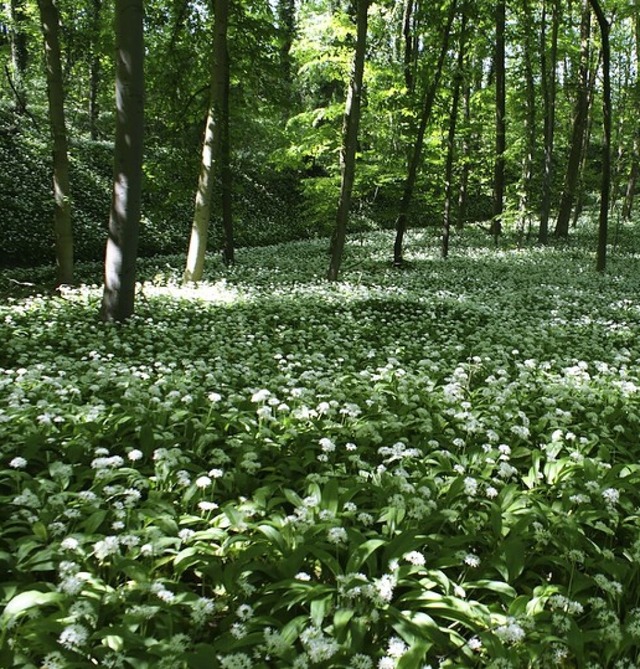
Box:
492 0 506 243
38 0 73 286
538 0 559 243
442 11 466 259
393 0 457 266
89 0 102 140
101 0 144 321
589 0 610 272
622 6 640 220
327 0 369 282
518 0 536 236
554 0 591 239
184 0 229 282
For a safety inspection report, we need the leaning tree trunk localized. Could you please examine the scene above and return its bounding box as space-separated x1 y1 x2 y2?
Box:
538 0 559 243
326 0 369 282
589 0 610 272
101 0 144 321
554 0 591 239
393 0 457 266
572 50 599 228
442 11 466 259
184 0 229 283
492 0 506 244
38 0 73 286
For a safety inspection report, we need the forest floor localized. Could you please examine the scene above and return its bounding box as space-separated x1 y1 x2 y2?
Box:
1 226 640 668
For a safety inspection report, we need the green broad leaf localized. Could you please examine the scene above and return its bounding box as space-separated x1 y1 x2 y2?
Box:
333 608 355 638
84 509 108 533
565 617 584 664
32 521 47 542
396 640 431 669
503 538 526 580
320 477 339 513
310 594 333 626
256 523 286 552
389 609 449 647
308 546 343 578
464 579 517 599
346 539 385 573
139 423 155 456
2 590 62 620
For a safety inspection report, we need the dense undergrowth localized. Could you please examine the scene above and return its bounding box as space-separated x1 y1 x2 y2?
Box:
1 227 640 668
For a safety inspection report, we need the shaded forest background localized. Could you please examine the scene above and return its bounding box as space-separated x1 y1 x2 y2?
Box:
0 0 638 268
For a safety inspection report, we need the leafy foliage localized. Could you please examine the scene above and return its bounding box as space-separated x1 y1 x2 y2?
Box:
1 228 640 667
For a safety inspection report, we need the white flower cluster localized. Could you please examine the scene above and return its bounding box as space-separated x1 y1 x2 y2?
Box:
300 625 340 663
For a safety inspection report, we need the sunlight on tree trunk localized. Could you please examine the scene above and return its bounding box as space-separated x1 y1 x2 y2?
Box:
327 0 369 282
393 0 457 266
101 0 144 321
492 0 505 244
589 0 610 273
38 0 73 286
554 0 591 240
538 0 559 244
184 0 229 283
442 11 466 259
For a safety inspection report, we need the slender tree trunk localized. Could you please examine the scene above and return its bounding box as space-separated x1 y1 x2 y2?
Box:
572 50 599 227
554 0 591 239
589 0 610 272
184 0 229 283
492 0 506 244
38 0 73 286
278 0 296 114
518 0 536 237
327 0 369 282
402 0 415 93
622 7 640 220
456 76 471 230
538 0 559 243
442 11 466 259
101 0 144 321
220 42 233 266
393 0 457 266
9 0 28 113
89 0 102 140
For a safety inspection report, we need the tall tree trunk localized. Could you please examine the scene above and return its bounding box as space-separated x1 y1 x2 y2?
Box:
402 0 415 93
572 49 600 227
9 0 28 113
393 0 457 266
442 11 466 259
455 76 471 230
101 0 144 321
184 0 229 283
554 0 591 239
589 0 610 272
278 0 296 113
327 0 369 282
38 0 73 286
220 41 233 266
538 0 559 243
492 0 506 243
89 0 102 140
622 6 640 220
518 0 536 237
